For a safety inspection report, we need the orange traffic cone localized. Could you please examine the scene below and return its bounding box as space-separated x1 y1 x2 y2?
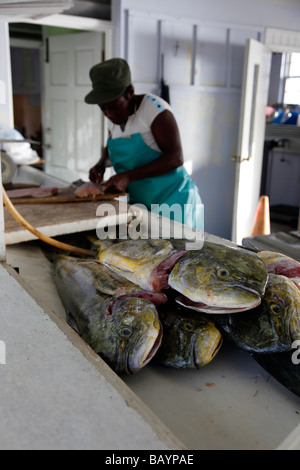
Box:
251 195 271 236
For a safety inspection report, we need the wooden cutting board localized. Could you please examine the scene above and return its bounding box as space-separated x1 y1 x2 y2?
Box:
8 186 126 205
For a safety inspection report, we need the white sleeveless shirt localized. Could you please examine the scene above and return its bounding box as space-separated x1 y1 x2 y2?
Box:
107 93 173 153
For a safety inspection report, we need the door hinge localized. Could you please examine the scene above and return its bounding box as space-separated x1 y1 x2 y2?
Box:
232 156 251 163
45 38 49 64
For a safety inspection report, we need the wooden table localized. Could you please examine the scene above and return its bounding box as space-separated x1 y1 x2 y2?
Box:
4 198 129 245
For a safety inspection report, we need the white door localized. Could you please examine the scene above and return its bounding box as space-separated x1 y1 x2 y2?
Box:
43 32 104 183
231 39 272 244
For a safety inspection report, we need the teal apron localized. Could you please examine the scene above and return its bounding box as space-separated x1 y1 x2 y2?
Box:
107 133 203 230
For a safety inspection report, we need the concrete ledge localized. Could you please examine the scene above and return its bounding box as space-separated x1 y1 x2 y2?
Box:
0 262 184 450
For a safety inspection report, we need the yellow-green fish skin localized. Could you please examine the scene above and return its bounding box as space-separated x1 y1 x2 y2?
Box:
98 238 186 292
155 306 222 369
53 255 163 374
213 274 300 353
168 242 268 314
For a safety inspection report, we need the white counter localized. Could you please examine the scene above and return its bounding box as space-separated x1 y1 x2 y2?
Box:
1 166 300 450
5 242 300 450
0 258 183 450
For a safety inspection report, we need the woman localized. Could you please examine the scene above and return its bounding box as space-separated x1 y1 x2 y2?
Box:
85 58 203 230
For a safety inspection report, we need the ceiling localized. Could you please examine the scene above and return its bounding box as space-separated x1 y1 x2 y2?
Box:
9 0 111 40
64 0 111 20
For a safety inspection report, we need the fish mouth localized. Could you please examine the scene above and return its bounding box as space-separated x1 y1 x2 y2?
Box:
143 327 163 364
176 288 261 314
208 336 223 363
193 335 223 368
128 325 163 374
235 283 265 299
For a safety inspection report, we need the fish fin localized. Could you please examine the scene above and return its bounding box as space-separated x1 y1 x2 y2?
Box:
66 311 80 334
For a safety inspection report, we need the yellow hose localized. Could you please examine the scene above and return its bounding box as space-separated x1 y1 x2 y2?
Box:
2 185 95 258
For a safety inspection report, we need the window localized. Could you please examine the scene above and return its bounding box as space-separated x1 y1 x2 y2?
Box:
283 52 300 105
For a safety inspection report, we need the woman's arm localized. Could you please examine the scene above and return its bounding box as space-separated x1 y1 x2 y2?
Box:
102 110 183 193
89 146 110 183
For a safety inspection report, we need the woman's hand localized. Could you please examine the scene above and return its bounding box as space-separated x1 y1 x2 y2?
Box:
102 172 130 194
89 163 105 184
89 147 110 183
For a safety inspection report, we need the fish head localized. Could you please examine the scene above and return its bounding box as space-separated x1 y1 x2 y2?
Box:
192 316 223 367
169 242 268 313
156 309 222 369
105 296 162 374
214 274 300 353
261 274 300 347
291 277 300 291
257 250 300 278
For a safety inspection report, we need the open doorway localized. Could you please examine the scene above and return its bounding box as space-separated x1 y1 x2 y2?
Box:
9 23 44 162
262 51 300 231
232 30 300 244
8 23 104 180
6 15 112 183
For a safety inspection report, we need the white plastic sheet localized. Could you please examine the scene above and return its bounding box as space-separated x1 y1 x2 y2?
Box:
0 127 39 165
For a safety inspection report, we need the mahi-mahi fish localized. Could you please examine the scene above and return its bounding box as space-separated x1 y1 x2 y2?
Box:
98 238 187 292
213 273 300 354
256 250 300 290
53 255 165 374
155 305 222 369
168 242 268 314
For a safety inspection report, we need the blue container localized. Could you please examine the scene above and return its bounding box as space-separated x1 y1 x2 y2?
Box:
271 109 284 123
284 111 298 125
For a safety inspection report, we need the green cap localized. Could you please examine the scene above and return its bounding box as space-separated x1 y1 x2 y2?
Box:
85 58 132 105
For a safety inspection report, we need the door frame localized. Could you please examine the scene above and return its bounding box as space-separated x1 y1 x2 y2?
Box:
265 27 300 53
231 39 272 244
232 27 300 243
43 30 105 181
8 14 113 180
5 13 113 128
8 13 113 48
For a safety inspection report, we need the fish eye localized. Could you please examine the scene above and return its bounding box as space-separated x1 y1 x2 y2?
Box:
217 268 230 279
270 304 282 315
183 322 194 332
120 327 132 338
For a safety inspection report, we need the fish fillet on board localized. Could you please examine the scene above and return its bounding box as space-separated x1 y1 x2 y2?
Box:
74 181 104 198
6 187 58 199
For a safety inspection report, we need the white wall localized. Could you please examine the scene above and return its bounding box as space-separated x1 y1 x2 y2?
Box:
121 0 300 32
0 22 13 261
1 1 299 240
112 0 300 239
0 22 13 128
